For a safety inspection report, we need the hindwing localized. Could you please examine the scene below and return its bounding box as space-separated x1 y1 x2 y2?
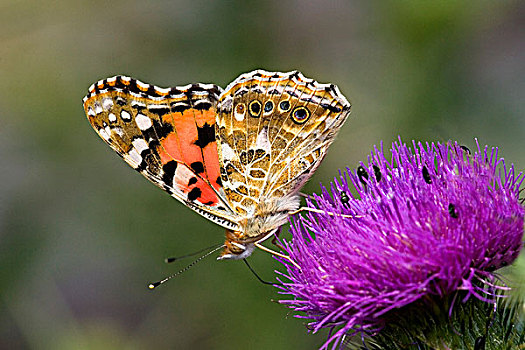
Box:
216 70 351 215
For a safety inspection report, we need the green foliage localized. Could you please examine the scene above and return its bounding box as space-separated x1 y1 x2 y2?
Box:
347 292 525 349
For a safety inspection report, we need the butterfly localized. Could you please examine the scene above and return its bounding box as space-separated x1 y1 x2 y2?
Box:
83 70 351 260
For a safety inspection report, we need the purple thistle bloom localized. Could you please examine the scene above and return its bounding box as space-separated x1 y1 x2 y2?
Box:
277 139 524 349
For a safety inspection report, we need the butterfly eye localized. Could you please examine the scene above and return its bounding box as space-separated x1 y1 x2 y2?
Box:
263 101 274 113
291 106 310 124
279 100 290 112
248 100 261 117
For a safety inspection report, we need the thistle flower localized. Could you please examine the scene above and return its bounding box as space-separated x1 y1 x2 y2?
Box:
277 139 524 349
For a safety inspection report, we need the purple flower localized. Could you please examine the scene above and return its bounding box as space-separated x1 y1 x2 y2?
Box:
277 139 524 349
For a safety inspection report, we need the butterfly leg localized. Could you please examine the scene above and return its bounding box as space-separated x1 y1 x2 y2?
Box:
299 192 315 200
271 226 287 252
254 228 301 269
254 243 301 270
243 259 277 285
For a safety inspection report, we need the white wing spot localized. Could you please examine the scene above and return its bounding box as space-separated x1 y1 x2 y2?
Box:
172 102 189 110
108 113 117 123
193 90 209 97
132 138 149 153
102 98 114 110
94 103 103 114
255 127 270 151
149 104 169 110
137 81 149 90
136 113 152 130
234 106 245 121
98 128 110 141
221 143 236 160
131 101 146 109
155 86 170 94
121 110 131 121
112 127 125 138
125 149 142 166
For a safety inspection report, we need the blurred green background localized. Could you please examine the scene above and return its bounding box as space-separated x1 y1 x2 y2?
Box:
1 1 524 349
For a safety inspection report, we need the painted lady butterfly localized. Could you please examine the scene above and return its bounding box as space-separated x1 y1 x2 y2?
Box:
83 70 350 260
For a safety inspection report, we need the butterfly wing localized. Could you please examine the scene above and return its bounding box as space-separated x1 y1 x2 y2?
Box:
216 70 351 215
83 76 240 230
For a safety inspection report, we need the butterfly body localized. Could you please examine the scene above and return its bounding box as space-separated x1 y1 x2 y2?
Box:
83 70 350 259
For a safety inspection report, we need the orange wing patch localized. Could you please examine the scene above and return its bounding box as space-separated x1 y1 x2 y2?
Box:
159 107 220 205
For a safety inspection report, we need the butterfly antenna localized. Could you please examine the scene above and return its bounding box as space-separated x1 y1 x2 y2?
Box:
243 259 280 286
164 243 223 263
148 244 225 290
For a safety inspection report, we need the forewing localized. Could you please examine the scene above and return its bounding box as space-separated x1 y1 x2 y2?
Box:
216 70 351 215
83 76 239 230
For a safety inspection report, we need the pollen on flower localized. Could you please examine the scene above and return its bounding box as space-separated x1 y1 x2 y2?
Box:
275 138 525 349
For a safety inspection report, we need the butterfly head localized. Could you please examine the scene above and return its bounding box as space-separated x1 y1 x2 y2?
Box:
217 229 256 260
